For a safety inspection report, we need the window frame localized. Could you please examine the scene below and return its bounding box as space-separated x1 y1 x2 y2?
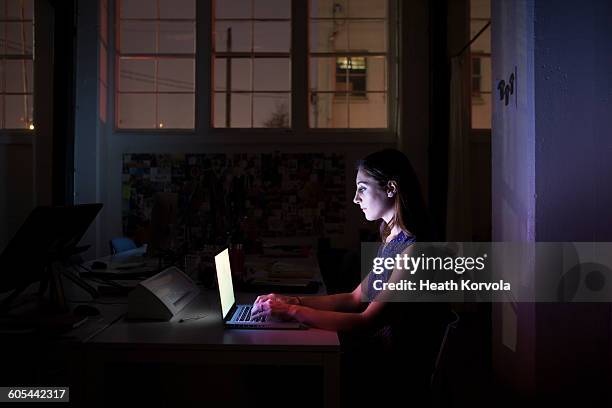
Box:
0 0 35 132
110 0 397 142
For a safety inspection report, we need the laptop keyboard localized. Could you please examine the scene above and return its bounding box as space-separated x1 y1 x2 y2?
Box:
236 306 267 322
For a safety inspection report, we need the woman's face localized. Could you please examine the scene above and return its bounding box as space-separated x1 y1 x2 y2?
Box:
353 167 395 223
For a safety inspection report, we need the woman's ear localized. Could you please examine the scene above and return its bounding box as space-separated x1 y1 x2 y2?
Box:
386 180 398 197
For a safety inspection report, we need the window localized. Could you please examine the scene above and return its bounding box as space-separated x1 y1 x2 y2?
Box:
212 0 292 128
116 0 195 129
0 0 34 130
115 0 392 132
470 0 491 130
309 0 388 128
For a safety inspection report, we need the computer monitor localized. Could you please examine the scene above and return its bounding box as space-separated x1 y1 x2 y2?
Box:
0 203 103 308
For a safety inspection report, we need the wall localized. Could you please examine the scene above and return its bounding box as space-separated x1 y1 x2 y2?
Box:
491 0 536 396
492 0 612 402
532 0 612 402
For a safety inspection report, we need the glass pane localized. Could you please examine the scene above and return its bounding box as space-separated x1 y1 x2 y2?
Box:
472 92 491 129
159 0 195 19
309 0 347 19
214 58 251 91
253 93 290 127
231 58 252 91
230 93 251 127
470 0 491 19
348 0 386 18
309 92 348 128
5 94 32 129
309 57 338 93
254 58 290 91
479 55 491 92
254 22 290 52
366 56 386 91
348 21 385 52
470 20 491 53
118 58 155 92
4 60 33 93
254 0 291 19
118 93 156 128
121 0 156 19
157 58 194 92
214 58 226 91
349 92 386 128
309 20 347 52
5 22 33 55
213 92 226 127
158 93 194 129
215 0 252 19
159 22 195 54
120 21 156 54
6 0 34 20
215 21 251 52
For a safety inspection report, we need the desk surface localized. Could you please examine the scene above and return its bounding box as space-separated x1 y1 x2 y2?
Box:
89 284 340 352
84 247 338 351
88 291 339 351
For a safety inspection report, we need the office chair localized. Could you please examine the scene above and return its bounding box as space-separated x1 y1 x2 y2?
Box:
109 237 137 255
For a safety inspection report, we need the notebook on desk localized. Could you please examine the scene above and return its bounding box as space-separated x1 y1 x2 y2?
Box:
214 249 303 330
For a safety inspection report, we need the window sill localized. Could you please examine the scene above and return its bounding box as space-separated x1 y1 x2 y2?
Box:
109 130 397 145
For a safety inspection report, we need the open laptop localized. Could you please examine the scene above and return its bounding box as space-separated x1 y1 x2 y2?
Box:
214 248 303 330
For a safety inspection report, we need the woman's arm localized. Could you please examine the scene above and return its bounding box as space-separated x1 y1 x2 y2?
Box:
287 300 385 332
298 283 365 312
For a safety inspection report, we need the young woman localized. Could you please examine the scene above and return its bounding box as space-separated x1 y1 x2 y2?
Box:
251 148 449 405
250 148 438 331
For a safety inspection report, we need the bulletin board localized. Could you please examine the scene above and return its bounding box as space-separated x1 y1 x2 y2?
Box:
122 152 346 246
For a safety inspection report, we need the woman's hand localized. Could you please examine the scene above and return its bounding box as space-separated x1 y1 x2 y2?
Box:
253 293 300 306
250 298 298 322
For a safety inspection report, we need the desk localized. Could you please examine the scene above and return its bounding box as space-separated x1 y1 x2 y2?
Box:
82 290 340 407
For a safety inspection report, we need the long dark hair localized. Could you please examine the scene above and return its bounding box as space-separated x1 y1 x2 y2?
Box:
357 149 436 242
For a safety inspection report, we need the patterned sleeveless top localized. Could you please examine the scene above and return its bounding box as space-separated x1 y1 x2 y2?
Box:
366 230 416 302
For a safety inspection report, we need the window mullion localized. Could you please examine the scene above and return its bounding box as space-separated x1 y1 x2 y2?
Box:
292 0 308 133
197 0 212 133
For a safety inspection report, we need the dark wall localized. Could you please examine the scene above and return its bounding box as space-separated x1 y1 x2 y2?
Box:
534 0 612 403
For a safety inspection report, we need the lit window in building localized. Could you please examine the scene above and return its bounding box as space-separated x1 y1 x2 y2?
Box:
116 0 195 129
470 0 491 130
212 0 292 128
309 0 388 128
0 0 34 130
335 56 366 97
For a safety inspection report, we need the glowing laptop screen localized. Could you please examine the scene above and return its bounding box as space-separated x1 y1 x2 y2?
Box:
214 249 235 320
